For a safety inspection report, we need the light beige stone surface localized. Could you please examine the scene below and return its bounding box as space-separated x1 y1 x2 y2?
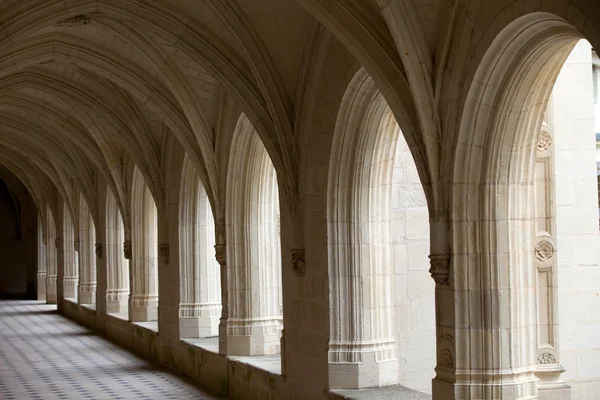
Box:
0 1 600 399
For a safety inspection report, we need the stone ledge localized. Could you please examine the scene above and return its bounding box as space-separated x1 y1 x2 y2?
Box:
328 385 431 400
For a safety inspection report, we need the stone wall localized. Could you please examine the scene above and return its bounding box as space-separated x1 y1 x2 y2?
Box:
553 40 600 399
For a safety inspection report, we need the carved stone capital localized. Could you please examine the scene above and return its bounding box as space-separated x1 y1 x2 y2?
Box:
95 243 103 259
123 240 132 260
160 244 169 265
214 244 226 265
291 249 306 277
429 254 450 286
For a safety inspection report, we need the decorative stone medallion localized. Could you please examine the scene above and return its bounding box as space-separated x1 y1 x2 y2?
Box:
55 15 91 27
535 239 554 264
538 352 557 364
291 249 306 277
429 254 450 286
537 129 553 155
95 243 102 259
160 244 169 265
123 240 132 260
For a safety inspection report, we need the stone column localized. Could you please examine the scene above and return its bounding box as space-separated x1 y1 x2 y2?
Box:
37 228 47 301
45 228 58 304
179 192 221 338
77 199 96 305
62 237 78 300
215 230 228 355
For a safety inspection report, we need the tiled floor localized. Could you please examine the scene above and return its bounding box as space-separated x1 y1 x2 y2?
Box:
0 300 223 399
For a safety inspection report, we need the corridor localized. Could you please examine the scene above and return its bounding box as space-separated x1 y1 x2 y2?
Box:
0 300 222 400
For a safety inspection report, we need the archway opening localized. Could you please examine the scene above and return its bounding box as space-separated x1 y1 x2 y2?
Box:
77 195 96 305
449 13 600 398
105 188 129 317
62 202 78 302
224 114 283 359
130 166 159 323
179 154 221 339
327 69 434 393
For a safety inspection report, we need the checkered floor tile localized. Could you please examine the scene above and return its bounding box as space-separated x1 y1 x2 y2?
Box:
0 300 223 399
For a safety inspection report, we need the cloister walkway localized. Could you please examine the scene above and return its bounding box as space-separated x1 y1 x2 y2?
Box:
0 300 222 400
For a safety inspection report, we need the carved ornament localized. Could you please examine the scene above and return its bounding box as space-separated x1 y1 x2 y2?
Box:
429 254 450 286
291 249 306 277
537 130 553 155
95 243 102 259
437 334 455 368
55 15 91 27
160 244 169 265
535 239 554 264
123 240 132 260
214 244 226 265
538 352 557 364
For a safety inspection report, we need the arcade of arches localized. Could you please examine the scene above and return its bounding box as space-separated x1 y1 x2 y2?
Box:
1 1 600 399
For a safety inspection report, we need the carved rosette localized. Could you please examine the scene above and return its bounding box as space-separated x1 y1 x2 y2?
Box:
214 244 226 266
123 240 132 260
160 244 169 265
95 243 103 259
537 127 553 157
55 15 91 27
538 351 557 365
429 254 450 286
291 249 306 277
535 237 554 268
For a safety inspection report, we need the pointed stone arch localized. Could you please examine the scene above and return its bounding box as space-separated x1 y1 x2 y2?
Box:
224 114 282 356
179 154 222 338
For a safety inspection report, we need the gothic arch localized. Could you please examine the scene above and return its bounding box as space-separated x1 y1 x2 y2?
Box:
130 166 159 322
78 194 96 305
105 187 129 315
179 154 221 338
327 68 435 390
448 12 586 399
224 114 282 356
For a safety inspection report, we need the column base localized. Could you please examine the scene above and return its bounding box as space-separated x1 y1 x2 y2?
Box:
78 283 96 305
46 277 57 304
63 277 78 300
179 303 221 338
432 371 538 400
37 275 47 301
536 363 571 400
130 295 158 322
328 341 398 389
225 318 282 356
106 289 129 314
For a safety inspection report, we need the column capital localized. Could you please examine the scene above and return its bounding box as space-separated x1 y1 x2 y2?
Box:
160 244 169 265
95 243 103 258
429 254 450 286
214 244 226 266
123 240 132 260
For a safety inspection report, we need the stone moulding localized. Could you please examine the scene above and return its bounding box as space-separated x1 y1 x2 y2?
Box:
123 240 132 260
429 254 450 286
291 249 305 277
